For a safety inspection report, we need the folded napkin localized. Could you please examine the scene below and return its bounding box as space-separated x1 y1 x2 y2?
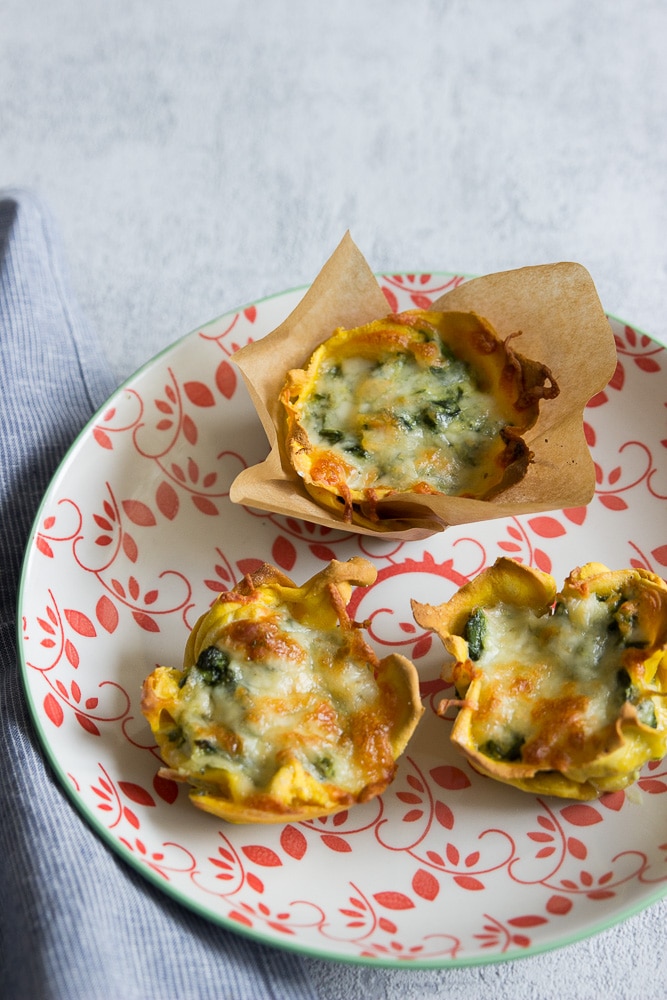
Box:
0 191 320 1000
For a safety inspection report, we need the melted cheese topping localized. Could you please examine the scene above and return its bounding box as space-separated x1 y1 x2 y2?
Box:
302 343 507 495
163 602 394 798
470 592 657 769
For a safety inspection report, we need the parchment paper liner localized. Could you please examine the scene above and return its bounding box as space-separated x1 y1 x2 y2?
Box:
229 233 617 540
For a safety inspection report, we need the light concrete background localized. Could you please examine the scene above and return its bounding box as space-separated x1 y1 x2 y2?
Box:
3 1 667 997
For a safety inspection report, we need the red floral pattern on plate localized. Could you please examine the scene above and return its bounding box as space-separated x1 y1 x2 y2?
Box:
19 277 667 967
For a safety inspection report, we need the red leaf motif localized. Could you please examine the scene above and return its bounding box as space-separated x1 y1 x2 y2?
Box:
229 911 253 928
381 287 399 312
96 595 119 633
410 292 434 310
246 872 264 893
156 481 179 520
446 843 460 866
651 544 667 567
378 917 397 934
587 889 615 901
533 549 552 574
192 496 219 516
583 422 596 447
242 845 283 867
508 915 548 928
184 380 216 407
527 516 566 538
64 609 97 637
153 772 179 804
430 764 471 790
402 809 424 823
93 428 113 450
122 499 157 527
244 305 257 323
434 800 454 829
119 781 156 807
65 639 79 668
412 634 433 659
132 611 160 633
216 360 237 399
373 891 415 911
412 869 439 901
272 536 296 571
397 792 421 804
237 558 265 577
537 814 556 831
609 360 625 391
309 544 337 562
183 414 198 445
528 832 553 843
567 836 587 859
266 921 295 936
407 774 425 792
214 563 232 583
599 790 625 811
453 875 484 891
560 803 602 826
599 494 628 512
563 506 587 525
75 712 100 736
587 390 608 407
44 693 64 727
637 778 667 794
123 533 138 562
635 356 661 373
546 894 573 916
320 835 352 853
123 806 140 829
280 825 308 860
36 536 54 558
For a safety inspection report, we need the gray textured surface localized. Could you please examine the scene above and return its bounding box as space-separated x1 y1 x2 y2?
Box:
3 1 667 997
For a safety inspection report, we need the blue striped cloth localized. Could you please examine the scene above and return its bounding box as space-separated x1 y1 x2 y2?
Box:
0 191 320 1000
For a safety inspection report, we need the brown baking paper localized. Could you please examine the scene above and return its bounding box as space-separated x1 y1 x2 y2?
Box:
229 232 617 539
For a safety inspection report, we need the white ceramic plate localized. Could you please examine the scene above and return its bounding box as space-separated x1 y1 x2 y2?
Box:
18 274 667 968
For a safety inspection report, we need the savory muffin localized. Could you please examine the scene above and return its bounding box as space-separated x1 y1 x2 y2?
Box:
412 558 667 800
142 558 423 823
281 310 559 528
